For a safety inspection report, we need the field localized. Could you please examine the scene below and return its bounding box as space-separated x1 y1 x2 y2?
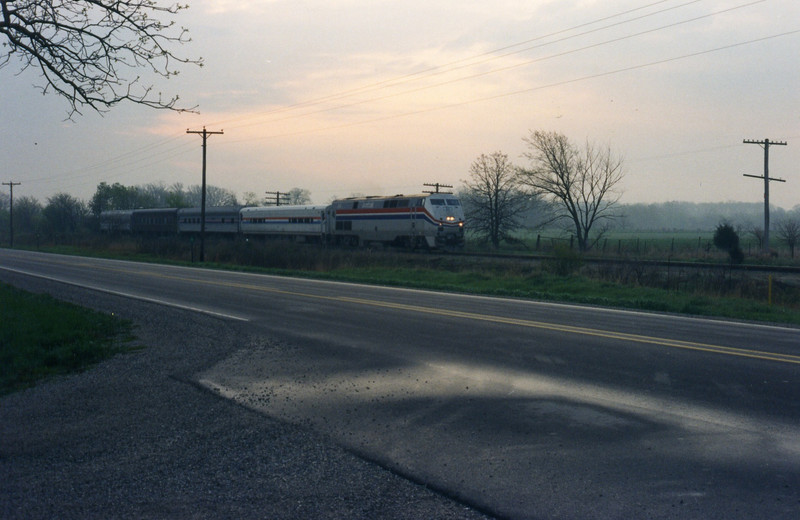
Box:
471 229 797 264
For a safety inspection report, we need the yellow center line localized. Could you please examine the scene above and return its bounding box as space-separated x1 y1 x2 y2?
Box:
334 296 800 365
42 258 800 365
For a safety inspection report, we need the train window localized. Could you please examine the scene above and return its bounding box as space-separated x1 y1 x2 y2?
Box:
446 199 461 206
430 199 445 206
398 199 409 207
383 200 398 208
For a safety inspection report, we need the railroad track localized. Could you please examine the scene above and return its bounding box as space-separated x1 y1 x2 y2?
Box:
447 250 800 274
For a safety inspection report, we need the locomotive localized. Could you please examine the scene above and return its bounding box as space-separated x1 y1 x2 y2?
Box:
99 192 465 249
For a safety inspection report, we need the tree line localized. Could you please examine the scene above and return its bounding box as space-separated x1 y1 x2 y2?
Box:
4 127 799 257
0 183 312 239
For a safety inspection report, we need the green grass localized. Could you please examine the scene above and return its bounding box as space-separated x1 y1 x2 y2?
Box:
312 265 800 325
0 283 134 395
15 236 800 327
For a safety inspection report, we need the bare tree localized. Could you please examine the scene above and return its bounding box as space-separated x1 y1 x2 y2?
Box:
186 185 237 207
286 188 312 205
519 130 624 252
776 217 800 258
1 0 202 116
462 151 529 248
242 191 261 206
747 225 764 251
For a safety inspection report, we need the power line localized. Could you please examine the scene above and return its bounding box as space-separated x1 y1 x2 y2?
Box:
224 29 800 144
19 0 795 198
212 0 730 132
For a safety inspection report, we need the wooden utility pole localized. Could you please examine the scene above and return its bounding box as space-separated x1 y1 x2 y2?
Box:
2 181 21 248
186 127 223 262
423 183 453 194
743 138 787 254
265 191 288 206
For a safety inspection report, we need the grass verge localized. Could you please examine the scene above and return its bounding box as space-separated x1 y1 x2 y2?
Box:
16 239 800 326
0 283 134 396
313 266 800 325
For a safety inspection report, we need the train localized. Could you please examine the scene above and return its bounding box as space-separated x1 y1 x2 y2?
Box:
99 192 466 249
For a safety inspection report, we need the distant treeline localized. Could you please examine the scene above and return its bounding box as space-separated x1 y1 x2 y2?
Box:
616 201 800 232
481 200 800 235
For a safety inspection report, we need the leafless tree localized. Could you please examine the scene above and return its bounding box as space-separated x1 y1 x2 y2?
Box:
776 217 800 258
1 0 202 116
747 225 764 251
186 185 237 207
519 130 624 252
286 187 312 205
242 191 261 207
462 151 530 248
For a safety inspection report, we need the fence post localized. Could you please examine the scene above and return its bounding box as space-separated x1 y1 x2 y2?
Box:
769 274 773 306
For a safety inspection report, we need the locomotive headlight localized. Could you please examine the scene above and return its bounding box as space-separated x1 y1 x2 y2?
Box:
445 216 456 222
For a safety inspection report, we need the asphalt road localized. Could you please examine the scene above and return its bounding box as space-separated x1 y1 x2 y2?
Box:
2 249 799 519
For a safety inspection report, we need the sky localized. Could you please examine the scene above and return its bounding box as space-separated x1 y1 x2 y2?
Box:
1 0 799 208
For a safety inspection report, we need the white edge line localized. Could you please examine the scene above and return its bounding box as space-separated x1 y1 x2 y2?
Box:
5 251 796 332
222 267 800 332
0 266 250 322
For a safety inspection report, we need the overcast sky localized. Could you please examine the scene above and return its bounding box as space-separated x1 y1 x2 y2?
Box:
2 0 798 208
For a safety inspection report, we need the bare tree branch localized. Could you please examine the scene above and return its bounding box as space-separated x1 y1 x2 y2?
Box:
776 217 800 258
462 151 530 248
1 0 202 117
519 130 625 251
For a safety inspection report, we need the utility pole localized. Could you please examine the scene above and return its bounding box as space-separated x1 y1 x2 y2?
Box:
265 191 288 206
2 181 21 248
743 138 787 254
186 126 223 262
423 183 453 194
